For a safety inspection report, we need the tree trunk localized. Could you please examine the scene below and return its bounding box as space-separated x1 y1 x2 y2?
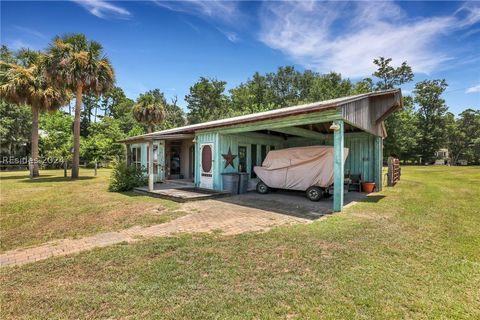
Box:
30 107 40 178
72 84 83 179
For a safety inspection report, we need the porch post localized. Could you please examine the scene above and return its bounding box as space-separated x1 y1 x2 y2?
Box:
148 139 154 192
333 120 344 212
374 136 383 191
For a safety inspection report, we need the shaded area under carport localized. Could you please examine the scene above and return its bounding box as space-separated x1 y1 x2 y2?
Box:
216 190 369 220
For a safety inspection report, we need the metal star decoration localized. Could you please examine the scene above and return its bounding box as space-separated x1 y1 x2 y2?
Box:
222 147 237 169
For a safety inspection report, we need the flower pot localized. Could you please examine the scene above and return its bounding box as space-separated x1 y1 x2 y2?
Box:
362 182 376 193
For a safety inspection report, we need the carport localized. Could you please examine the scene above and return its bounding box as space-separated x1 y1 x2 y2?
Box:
122 89 402 212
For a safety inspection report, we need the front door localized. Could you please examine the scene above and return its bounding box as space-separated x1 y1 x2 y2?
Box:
200 143 213 189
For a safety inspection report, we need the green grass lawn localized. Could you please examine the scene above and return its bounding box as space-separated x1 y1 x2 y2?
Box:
0 169 185 252
1 166 480 319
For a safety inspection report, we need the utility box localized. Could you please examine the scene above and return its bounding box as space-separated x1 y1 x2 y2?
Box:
238 173 249 194
222 173 240 195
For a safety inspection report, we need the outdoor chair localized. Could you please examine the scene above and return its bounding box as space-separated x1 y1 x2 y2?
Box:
348 174 362 192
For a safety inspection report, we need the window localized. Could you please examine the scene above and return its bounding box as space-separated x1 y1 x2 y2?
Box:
250 144 257 178
131 147 136 163
146 145 159 174
238 146 247 173
270 145 275 151
153 145 158 162
201 144 212 176
147 146 150 174
261 145 267 164
131 147 141 168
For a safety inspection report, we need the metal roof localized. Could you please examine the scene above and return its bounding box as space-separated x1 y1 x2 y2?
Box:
120 89 401 143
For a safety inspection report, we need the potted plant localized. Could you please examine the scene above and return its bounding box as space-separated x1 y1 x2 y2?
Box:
362 181 376 193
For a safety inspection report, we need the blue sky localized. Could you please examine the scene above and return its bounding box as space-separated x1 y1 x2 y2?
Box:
1 0 479 115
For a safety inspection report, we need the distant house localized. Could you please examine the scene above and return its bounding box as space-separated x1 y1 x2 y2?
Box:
434 148 450 165
120 89 403 212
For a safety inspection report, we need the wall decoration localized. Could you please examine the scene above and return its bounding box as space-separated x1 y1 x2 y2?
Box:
222 147 237 169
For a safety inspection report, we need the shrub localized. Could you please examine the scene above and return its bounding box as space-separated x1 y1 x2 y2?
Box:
108 160 147 192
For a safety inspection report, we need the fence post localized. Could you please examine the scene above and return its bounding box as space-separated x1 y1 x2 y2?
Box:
387 157 393 186
387 157 400 186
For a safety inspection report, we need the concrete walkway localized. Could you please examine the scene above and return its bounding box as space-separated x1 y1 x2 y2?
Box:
0 200 310 267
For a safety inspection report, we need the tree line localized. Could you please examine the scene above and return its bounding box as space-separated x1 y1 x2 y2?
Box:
184 57 479 165
1 34 479 180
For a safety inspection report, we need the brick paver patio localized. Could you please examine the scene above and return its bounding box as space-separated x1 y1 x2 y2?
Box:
0 200 310 267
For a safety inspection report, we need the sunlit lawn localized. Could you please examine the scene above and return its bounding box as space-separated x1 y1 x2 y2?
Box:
1 166 479 319
0 169 184 252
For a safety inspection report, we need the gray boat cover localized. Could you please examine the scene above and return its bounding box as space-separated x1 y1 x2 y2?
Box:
253 146 349 190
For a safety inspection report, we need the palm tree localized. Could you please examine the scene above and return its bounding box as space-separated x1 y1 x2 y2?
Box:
0 49 69 177
45 34 115 179
133 93 166 191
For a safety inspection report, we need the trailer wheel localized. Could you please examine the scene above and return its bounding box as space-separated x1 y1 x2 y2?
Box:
256 181 270 194
306 186 323 201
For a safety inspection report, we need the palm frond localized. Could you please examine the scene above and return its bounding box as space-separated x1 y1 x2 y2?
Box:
132 93 166 129
0 52 69 112
45 33 115 95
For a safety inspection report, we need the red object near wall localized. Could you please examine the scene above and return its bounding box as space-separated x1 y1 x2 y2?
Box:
362 182 376 193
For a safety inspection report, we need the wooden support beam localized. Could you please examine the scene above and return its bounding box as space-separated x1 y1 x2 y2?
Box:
375 104 400 124
333 120 345 212
268 126 325 140
374 136 383 191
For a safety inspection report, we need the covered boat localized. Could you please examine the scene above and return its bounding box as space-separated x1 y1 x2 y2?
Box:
253 146 349 200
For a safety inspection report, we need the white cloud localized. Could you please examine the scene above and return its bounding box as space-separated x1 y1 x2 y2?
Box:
154 0 240 22
456 2 480 27
6 39 34 50
72 0 131 19
154 1 241 42
217 28 239 43
258 1 480 78
13 26 46 39
466 85 480 93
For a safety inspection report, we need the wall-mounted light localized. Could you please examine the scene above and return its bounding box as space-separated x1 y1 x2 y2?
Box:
329 122 340 131
192 138 197 144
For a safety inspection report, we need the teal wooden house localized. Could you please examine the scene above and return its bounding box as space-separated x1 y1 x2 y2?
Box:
121 89 402 212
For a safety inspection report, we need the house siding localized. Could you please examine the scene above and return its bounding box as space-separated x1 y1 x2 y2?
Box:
194 131 285 190
216 132 285 190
